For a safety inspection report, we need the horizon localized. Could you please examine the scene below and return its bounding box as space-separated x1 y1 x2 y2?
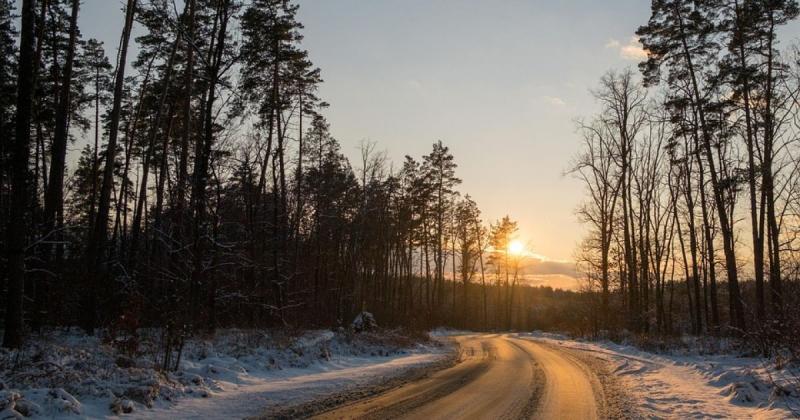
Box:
64 0 677 290
71 0 664 280
66 0 800 291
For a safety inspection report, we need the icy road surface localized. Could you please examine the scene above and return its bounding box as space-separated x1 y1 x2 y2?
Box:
312 334 602 419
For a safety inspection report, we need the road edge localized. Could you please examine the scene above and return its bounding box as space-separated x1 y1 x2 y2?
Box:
252 339 461 419
534 339 644 419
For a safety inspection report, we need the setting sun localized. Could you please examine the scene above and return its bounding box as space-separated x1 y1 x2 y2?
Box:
508 240 525 256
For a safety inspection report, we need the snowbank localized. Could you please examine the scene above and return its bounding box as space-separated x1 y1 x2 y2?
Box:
0 328 448 419
428 327 477 337
518 331 800 419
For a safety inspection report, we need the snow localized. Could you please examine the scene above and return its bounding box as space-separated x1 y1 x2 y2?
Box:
138 349 443 419
351 311 378 333
5 327 796 419
0 328 449 419
428 327 475 337
517 331 800 419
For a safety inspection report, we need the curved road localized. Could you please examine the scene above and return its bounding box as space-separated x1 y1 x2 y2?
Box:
313 334 601 420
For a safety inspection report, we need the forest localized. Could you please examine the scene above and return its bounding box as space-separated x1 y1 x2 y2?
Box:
0 0 799 358
0 0 579 354
572 0 800 350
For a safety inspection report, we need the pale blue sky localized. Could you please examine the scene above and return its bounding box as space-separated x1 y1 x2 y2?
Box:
294 0 650 261
64 1 797 263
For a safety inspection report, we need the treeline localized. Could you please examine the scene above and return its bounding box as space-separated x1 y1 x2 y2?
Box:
572 0 800 343
0 0 550 351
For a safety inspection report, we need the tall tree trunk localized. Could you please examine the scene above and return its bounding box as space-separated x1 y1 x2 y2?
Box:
176 0 195 232
29 0 50 333
451 232 457 322
675 7 745 331
621 139 639 332
115 54 156 257
89 63 101 228
763 10 782 318
153 107 177 243
30 0 48 201
43 0 80 263
673 172 695 333
680 138 702 333
3 0 36 349
85 0 137 334
475 220 487 330
192 0 231 331
692 132 719 332
733 0 766 322
129 33 181 265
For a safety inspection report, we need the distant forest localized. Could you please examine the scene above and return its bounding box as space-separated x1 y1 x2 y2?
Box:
1 0 799 355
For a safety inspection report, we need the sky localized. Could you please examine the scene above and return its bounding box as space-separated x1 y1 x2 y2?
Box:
49 0 715 288
292 0 651 263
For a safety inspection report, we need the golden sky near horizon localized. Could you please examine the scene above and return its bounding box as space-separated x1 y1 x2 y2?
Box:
68 0 800 289
65 0 654 289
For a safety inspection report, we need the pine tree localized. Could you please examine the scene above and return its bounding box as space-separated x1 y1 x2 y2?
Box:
454 195 482 327
0 0 18 232
43 0 81 268
3 0 35 349
86 0 137 334
422 140 460 320
488 216 518 329
240 0 316 322
638 0 744 332
80 39 112 227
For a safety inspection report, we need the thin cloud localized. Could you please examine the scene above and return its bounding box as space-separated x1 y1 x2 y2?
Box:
528 260 579 278
605 36 647 61
523 274 582 291
541 95 566 107
405 79 423 90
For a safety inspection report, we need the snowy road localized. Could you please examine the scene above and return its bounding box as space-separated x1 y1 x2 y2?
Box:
313 334 601 420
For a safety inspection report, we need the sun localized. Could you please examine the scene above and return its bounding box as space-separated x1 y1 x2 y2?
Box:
508 240 525 256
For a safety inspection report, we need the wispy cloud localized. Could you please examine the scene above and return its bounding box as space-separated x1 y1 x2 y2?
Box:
541 95 566 107
523 274 582 291
605 36 647 61
405 79 424 90
528 260 579 278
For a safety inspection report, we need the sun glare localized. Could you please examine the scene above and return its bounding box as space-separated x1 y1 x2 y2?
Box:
508 240 525 256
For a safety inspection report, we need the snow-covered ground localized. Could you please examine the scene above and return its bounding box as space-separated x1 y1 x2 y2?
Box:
4 327 797 419
518 331 800 419
0 328 449 419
